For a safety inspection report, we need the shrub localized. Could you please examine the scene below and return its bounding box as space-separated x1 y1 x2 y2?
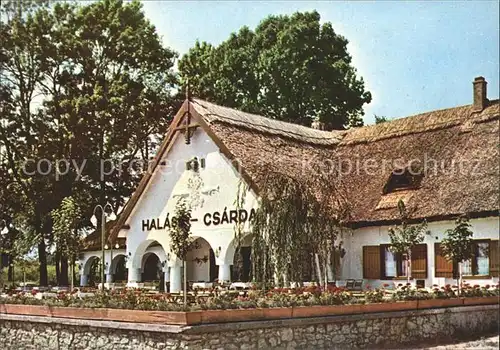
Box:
365 288 385 303
391 285 430 301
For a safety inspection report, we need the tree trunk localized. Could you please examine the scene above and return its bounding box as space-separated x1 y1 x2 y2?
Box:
314 253 323 287
60 255 69 286
38 240 48 286
8 262 13 282
70 259 74 291
0 257 3 290
458 261 463 296
72 257 77 289
55 250 61 285
407 250 412 285
183 260 187 307
323 260 328 291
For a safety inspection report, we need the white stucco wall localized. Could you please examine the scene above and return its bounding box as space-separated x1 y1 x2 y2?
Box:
119 127 257 276
341 216 499 288
81 124 499 289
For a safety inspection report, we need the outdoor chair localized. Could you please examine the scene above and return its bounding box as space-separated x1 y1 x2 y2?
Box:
345 279 355 290
353 280 363 291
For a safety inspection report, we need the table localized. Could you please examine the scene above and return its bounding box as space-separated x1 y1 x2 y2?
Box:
192 282 213 290
229 282 252 290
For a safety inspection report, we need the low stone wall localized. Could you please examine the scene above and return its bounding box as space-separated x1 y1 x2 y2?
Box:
1 304 498 349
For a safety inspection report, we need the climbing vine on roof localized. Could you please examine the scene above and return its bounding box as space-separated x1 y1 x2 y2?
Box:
236 162 351 288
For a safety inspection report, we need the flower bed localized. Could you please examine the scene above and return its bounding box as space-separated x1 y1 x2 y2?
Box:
0 284 498 325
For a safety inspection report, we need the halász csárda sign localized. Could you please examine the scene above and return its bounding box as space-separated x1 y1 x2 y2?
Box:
141 208 256 231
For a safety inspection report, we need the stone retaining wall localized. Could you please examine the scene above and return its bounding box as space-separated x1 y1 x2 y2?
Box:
1 305 498 349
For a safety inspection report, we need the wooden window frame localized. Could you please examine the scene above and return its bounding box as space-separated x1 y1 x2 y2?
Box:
380 244 427 280
380 244 408 280
462 239 491 279
436 239 493 279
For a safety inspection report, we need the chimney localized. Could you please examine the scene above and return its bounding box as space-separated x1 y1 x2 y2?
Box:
473 76 488 112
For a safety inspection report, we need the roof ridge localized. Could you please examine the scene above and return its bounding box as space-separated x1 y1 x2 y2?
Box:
191 97 499 146
191 98 343 146
191 98 340 134
341 100 499 145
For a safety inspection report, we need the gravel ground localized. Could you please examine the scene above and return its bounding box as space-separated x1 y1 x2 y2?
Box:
406 334 500 349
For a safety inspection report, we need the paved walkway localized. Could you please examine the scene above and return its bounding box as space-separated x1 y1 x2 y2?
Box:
412 335 499 349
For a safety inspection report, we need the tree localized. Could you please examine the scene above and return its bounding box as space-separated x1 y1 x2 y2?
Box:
1 0 178 285
248 158 350 289
51 196 83 290
374 115 388 124
179 11 371 130
388 200 430 284
170 198 192 306
440 217 474 294
1 0 54 285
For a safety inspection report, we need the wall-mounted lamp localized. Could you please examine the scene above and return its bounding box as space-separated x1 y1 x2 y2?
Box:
214 246 222 258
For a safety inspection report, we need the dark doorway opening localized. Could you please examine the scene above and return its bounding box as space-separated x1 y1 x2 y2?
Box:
142 254 161 282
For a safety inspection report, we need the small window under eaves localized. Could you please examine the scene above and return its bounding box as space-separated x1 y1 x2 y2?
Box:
383 167 423 195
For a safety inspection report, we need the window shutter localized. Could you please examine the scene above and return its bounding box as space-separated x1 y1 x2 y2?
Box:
363 246 381 279
489 240 499 277
411 244 427 279
435 243 453 278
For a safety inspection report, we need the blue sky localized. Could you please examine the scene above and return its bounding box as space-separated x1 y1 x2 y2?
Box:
141 0 499 124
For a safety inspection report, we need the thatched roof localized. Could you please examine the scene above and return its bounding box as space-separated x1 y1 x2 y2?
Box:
335 103 499 225
82 220 126 252
104 94 499 245
341 102 499 145
197 98 499 226
191 99 344 146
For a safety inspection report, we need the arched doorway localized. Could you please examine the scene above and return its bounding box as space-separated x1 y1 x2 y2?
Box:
231 234 253 282
141 253 161 282
84 256 101 287
186 237 216 282
111 255 127 282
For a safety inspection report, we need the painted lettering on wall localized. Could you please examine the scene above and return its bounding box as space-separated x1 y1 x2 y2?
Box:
203 208 256 226
141 208 256 231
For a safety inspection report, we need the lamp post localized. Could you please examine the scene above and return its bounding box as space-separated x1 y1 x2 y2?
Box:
0 218 9 291
91 203 116 290
104 241 120 288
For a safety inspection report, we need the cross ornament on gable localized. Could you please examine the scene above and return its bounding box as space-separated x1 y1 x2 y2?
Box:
173 78 200 144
